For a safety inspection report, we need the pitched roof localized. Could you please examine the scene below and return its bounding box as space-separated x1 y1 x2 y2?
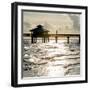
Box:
30 25 49 32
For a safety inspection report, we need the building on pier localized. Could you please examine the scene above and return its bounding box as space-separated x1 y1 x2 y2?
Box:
30 25 49 43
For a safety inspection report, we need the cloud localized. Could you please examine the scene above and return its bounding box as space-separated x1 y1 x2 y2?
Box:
23 11 80 34
69 14 80 31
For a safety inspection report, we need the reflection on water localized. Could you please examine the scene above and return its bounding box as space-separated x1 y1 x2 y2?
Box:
23 39 80 78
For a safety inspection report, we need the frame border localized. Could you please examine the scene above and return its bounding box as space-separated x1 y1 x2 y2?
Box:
11 2 88 87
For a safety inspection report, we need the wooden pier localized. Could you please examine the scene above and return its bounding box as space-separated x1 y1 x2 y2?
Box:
24 33 80 44
50 34 80 44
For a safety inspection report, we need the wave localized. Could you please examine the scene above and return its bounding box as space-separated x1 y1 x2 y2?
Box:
23 39 80 77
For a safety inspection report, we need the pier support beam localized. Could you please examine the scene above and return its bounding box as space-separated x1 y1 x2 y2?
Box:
55 30 58 43
55 36 58 43
35 37 37 43
44 37 45 43
42 38 43 43
67 36 69 44
31 36 33 43
79 36 80 44
48 37 49 42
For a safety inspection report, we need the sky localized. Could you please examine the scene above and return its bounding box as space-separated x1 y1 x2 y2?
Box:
23 11 80 34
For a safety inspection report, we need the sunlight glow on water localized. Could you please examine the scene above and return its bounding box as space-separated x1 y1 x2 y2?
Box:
23 39 80 78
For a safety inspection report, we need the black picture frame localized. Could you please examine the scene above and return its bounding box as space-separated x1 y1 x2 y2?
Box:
11 2 88 87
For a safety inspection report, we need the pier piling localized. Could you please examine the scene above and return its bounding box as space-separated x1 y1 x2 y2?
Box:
67 36 69 44
55 36 58 43
79 36 80 44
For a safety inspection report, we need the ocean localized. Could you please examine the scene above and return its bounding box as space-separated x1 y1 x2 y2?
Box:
23 37 80 78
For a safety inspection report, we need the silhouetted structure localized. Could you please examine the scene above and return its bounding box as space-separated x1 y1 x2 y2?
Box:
30 25 49 43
